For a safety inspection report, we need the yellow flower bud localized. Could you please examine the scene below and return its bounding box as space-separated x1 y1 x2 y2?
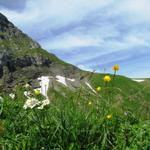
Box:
88 101 92 105
96 86 101 92
34 89 40 95
106 114 112 120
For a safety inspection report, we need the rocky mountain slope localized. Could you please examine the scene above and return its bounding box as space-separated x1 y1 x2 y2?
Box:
0 13 82 89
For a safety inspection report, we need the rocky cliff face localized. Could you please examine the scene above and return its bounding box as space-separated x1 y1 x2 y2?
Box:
0 13 40 49
0 13 80 89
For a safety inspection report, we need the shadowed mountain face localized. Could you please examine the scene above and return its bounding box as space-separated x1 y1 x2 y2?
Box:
0 13 81 89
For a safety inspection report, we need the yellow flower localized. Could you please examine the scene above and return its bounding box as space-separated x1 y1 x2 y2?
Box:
103 75 111 82
34 89 40 95
88 101 92 105
96 86 101 92
112 65 120 71
106 114 112 120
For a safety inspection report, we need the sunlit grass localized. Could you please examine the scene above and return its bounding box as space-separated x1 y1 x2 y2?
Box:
0 65 150 149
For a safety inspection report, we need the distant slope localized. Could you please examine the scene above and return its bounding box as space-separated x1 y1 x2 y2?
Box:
140 79 150 89
90 74 150 119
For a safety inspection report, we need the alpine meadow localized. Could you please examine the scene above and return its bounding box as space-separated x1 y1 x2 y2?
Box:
1 1 150 149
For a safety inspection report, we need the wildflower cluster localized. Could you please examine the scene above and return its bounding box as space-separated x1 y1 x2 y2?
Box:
23 87 50 109
23 98 41 109
23 97 50 109
95 65 120 92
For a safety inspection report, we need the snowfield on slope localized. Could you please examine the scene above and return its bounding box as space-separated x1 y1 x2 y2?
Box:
36 75 96 99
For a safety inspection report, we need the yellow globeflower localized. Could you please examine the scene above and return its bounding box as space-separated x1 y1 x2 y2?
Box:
106 114 112 120
103 75 111 82
34 89 40 95
96 86 101 92
112 65 120 71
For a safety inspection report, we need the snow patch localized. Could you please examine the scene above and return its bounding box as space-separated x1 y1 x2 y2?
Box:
85 81 96 94
67 78 75 82
37 76 50 98
56 75 67 86
133 79 144 82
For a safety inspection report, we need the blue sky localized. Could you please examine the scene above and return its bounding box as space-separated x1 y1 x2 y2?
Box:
0 0 150 77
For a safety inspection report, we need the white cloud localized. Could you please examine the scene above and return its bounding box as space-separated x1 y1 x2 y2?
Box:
0 0 114 32
1 0 150 77
41 34 102 50
77 64 92 72
117 0 150 23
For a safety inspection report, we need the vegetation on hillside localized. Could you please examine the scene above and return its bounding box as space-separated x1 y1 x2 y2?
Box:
14 48 70 66
0 65 150 149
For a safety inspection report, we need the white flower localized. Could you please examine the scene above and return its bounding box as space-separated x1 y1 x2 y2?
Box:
37 106 43 110
25 83 30 88
23 98 41 109
37 99 50 109
24 91 31 98
42 99 50 105
124 111 130 116
9 93 15 99
0 96 4 103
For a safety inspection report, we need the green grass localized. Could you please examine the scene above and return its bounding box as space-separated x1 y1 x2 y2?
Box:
1 74 150 149
14 48 69 66
90 74 150 118
0 35 34 51
90 73 143 93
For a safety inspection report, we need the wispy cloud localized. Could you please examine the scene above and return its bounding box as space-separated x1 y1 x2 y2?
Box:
0 0 150 77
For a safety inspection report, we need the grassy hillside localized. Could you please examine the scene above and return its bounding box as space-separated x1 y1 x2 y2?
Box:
47 73 150 120
90 74 150 119
1 12 150 150
1 71 150 149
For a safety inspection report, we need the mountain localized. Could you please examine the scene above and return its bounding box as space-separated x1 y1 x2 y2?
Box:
1 12 150 119
0 13 82 89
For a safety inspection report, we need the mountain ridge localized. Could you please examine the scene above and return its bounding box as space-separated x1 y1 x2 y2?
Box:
0 13 82 89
